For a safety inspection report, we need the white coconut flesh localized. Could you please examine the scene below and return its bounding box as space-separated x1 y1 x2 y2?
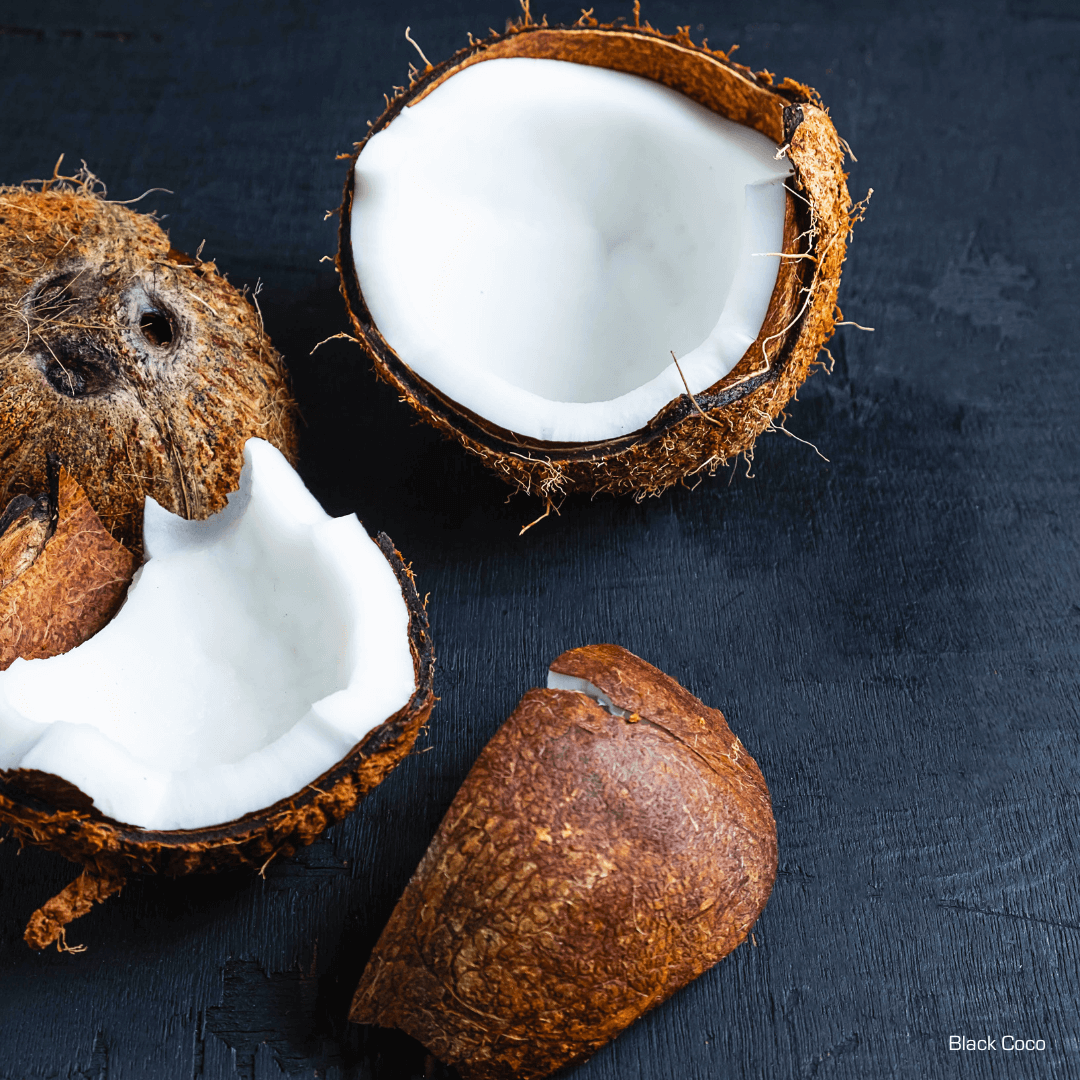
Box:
547 671 628 718
0 439 416 831
352 57 792 443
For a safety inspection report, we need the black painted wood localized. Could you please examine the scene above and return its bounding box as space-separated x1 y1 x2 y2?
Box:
1 2 1078 1077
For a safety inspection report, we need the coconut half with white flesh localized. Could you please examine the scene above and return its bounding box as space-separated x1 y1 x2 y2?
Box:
0 439 435 950
338 16 859 502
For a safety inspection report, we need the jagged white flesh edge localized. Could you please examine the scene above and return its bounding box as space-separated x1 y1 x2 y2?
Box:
0 439 416 831
547 671 628 718
352 57 791 443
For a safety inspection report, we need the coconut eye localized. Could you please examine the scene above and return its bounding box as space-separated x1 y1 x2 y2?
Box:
32 271 79 315
138 309 174 348
41 341 117 398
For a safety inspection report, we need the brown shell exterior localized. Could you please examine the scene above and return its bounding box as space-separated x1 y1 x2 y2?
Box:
0 533 435 950
0 468 138 669
351 644 776 1080
337 18 856 500
0 177 298 553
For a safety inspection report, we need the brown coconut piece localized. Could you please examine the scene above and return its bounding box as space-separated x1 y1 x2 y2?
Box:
0 491 55 592
0 462 138 670
0 166 297 553
338 11 862 504
351 644 776 1080
0 533 435 951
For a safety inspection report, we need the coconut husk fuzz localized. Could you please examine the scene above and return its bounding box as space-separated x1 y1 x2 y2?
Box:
23 862 126 953
338 14 861 504
0 533 435 950
0 166 298 553
0 464 138 669
350 644 776 1080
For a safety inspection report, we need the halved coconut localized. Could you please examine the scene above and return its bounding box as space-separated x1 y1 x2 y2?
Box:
0 439 434 950
0 168 298 553
338 14 858 501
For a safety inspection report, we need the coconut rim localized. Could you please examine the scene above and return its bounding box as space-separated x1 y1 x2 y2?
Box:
0 531 435 873
336 20 825 462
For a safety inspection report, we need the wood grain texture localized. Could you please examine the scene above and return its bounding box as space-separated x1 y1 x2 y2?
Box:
1 1 1078 1078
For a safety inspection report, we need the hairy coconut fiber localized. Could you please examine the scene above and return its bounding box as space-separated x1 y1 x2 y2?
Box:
0 462 138 670
0 167 297 553
351 644 776 1080
0 534 435 951
338 10 862 504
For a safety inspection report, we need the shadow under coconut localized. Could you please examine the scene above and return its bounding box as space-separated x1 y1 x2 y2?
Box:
298 916 461 1080
120 867 259 937
259 279 526 541
196 955 456 1080
258 278 736 565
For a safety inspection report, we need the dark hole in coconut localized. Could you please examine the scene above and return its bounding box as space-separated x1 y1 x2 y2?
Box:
40 339 118 397
32 270 80 315
0 494 37 538
139 309 173 347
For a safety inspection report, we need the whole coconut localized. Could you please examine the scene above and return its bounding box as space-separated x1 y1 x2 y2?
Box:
0 166 297 551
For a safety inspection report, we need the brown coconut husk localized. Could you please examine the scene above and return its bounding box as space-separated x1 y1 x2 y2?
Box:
0 463 138 670
351 644 776 1080
337 9 862 505
0 533 435 951
0 164 298 553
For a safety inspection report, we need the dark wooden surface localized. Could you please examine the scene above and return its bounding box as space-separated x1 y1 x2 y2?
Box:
2 1 1078 1077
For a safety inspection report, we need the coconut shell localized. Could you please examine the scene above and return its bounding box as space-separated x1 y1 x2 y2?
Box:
0 170 298 553
0 464 138 670
0 492 54 592
350 644 776 1080
338 14 859 502
0 532 435 951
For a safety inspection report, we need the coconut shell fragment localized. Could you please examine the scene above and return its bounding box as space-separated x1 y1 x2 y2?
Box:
0 168 298 552
0 491 55 591
0 463 137 670
351 644 776 1080
339 14 861 502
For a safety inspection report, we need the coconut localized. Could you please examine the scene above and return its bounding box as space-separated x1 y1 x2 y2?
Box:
337 11 860 505
0 461 138 670
351 644 776 1080
0 440 435 950
0 166 297 553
